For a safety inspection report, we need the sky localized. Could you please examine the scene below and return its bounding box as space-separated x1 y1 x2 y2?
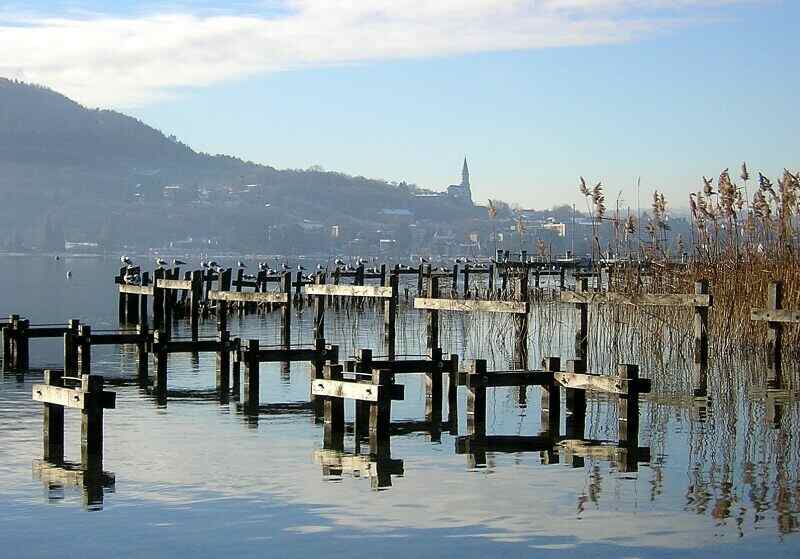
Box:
0 1 797 210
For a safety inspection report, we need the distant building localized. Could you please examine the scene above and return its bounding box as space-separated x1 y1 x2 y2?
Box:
446 157 473 205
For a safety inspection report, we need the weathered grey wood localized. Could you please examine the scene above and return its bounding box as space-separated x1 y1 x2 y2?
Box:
311 379 404 402
693 279 710 396
574 279 589 363
466 359 487 438
43 370 64 463
750 309 800 323
313 273 326 341
414 298 528 314
208 290 289 304
765 281 783 387
254 347 332 362
305 284 394 298
323 364 345 446
243 339 260 410
541 357 561 436
152 268 165 330
618 364 640 447
77 324 91 376
81 375 105 471
561 291 712 307
468 370 554 388
426 270 439 351
383 272 398 359
553 371 650 395
32 384 116 410
157 278 193 290
369 369 393 452
118 284 154 296
281 273 292 348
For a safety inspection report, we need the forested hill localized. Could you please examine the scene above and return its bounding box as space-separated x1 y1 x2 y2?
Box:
0 79 481 252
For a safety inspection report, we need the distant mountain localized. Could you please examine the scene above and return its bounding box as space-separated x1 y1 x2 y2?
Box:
0 79 483 253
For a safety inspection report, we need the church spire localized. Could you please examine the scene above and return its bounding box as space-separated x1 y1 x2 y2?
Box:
461 156 470 187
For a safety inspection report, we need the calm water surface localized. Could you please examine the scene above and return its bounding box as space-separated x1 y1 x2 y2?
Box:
0 255 798 558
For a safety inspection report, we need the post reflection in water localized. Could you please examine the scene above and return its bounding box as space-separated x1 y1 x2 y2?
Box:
33 461 115 511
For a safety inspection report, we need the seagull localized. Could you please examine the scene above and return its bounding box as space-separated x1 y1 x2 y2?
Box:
65 270 72 279
200 260 209 268
172 259 186 266
335 258 344 266
243 273 257 280
208 260 219 268
237 260 247 268
156 258 168 267
120 255 132 265
281 263 289 271
317 264 324 272
297 264 306 272
54 255 60 261
419 256 429 264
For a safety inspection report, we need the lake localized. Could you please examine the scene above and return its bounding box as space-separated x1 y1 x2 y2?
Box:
0 254 798 558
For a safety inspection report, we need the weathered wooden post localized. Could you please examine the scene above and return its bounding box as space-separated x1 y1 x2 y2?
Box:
153 330 168 399
355 348 373 440
16 318 30 371
369 369 393 453
559 266 566 290
281 273 292 349
323 363 345 449
81 374 105 471
564 359 587 439
466 359 487 439
217 330 230 398
313 273 326 341
463 263 471 298
618 364 640 448
231 338 241 400
425 347 443 426
426 271 439 352
416 265 424 294
43 369 64 464
487 263 495 294
126 282 140 324
139 272 150 327
451 264 458 297
541 357 561 437
575 277 589 363
117 266 127 324
163 270 175 340
513 271 529 370
384 271 398 359
136 323 148 382
152 268 165 331
190 270 202 340
311 337 328 419
77 324 91 376
693 279 710 396
765 281 782 388
216 268 232 332
243 339 260 411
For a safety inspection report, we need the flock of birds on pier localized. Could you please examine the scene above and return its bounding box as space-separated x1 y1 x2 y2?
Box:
112 254 500 286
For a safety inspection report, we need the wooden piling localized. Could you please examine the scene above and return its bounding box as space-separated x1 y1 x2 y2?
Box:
281 273 292 349
152 268 165 330
153 330 168 398
355 349 372 440
139 272 150 327
190 270 202 340
693 279 710 396
313 273 326 341
541 357 561 437
466 359 487 439
80 375 105 471
323 364 345 447
77 324 91 376
425 347 443 425
564 359 586 439
118 266 127 324
136 324 148 382
216 330 230 397
575 277 589 363
43 369 64 464
426 270 439 352
369 369 393 452
766 281 782 388
383 272 398 359
243 339 260 411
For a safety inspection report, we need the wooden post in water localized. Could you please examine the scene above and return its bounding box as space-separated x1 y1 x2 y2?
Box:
77 324 91 376
417 265 424 294
80 374 105 471
487 264 494 294
311 337 327 419
243 339 260 412
42 369 64 464
575 277 589 363
447 353 459 436
766 281 783 388
541 357 561 437
118 266 127 324
126 284 140 324
426 270 439 353
693 279 710 396
217 268 232 333
281 273 292 349
618 364 640 448
323 364 345 449
16 318 29 371
463 263 471 298
564 359 587 439
466 359 487 439
190 270 202 340
425 347 443 427
369 369 393 453
513 271 529 370
152 268 165 331
355 348 372 440
313 273 326 341
216 330 230 398
136 324 148 382
231 338 241 400
63 319 80 376
384 271 398 359
139 272 150 327
153 330 168 400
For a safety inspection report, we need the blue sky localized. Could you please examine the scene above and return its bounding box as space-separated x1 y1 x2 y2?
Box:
0 1 797 210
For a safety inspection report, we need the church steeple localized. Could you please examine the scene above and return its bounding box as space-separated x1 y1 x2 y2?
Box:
461 156 470 188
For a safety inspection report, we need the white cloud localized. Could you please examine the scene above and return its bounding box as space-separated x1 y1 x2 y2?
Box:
0 1 761 107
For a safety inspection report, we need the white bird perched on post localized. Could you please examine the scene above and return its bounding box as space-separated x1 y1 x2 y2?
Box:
172 259 186 266
200 260 209 268
297 264 306 272
237 260 247 268
156 258 168 267
65 270 72 279
120 255 132 265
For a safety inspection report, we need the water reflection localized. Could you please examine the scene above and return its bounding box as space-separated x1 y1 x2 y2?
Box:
33 460 115 511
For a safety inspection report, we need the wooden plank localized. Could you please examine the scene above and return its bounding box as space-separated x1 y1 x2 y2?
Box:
468 371 554 388
558 439 651 462
91 333 147 345
255 348 326 362
414 298 528 314
26 327 71 338
161 340 223 353
208 290 289 304
118 284 154 296
305 284 394 298
157 278 193 290
750 309 800 323
32 385 116 409
456 435 554 453
553 372 651 395
560 291 712 307
311 379 404 402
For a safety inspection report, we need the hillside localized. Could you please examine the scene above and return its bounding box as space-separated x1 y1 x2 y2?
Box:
0 79 483 253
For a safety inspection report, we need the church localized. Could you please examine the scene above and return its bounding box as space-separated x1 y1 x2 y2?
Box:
446 157 473 205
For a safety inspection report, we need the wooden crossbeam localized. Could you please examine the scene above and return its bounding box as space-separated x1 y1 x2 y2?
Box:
208 290 289 304
157 340 227 353
414 298 528 314
467 370 553 388
561 291 712 307
553 371 651 395
456 435 554 453
118 284 154 296
32 384 116 410
312 379 404 402
313 450 404 476
305 284 394 298
90 333 149 345
26 327 72 338
156 278 193 290
750 309 800 323
254 347 331 362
